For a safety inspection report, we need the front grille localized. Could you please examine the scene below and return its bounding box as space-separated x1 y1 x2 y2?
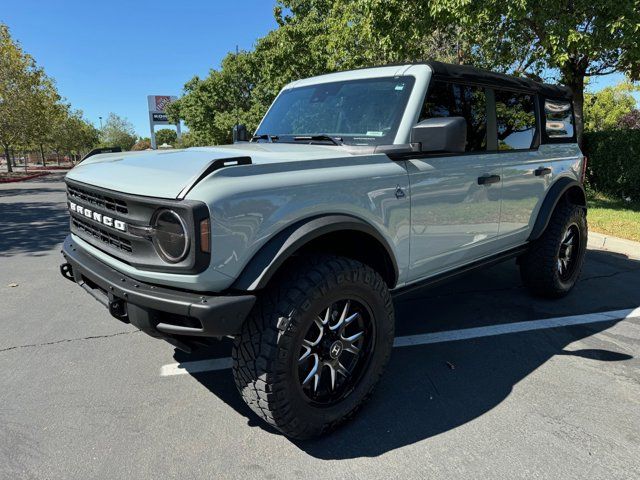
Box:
72 217 133 253
68 184 128 215
65 178 209 274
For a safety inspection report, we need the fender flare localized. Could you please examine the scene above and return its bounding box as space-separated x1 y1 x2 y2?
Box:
231 214 399 291
529 177 586 241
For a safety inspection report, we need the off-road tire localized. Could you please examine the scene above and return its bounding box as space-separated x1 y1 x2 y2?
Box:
520 201 587 298
232 255 394 439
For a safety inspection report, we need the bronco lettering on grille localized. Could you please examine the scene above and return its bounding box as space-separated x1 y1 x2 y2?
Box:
69 202 127 232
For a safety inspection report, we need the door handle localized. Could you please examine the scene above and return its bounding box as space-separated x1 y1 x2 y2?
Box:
477 174 501 185
534 167 552 176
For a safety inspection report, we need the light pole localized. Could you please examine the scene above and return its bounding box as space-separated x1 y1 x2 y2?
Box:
99 116 103 129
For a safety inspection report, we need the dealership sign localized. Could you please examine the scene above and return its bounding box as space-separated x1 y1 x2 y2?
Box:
147 95 181 149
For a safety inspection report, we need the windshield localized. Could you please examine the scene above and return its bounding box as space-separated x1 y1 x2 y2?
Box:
255 76 416 146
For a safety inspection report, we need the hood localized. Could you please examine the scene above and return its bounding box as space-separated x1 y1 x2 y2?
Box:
66 143 352 198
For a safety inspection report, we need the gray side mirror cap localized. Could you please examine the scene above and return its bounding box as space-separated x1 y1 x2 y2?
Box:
410 117 467 153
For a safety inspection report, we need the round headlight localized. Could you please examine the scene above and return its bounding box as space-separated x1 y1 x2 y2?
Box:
152 209 189 263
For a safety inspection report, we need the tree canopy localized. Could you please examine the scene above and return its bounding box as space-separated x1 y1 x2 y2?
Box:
154 128 178 146
99 113 137 151
168 0 640 147
584 83 639 132
407 0 640 144
1 23 100 170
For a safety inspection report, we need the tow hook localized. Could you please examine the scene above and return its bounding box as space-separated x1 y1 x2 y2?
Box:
60 263 75 283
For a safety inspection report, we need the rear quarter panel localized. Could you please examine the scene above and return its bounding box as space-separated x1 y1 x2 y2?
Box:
496 143 583 249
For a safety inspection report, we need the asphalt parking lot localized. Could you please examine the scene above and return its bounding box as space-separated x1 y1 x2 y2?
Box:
1 174 639 479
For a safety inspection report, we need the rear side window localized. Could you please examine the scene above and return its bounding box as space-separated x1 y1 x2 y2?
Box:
494 90 537 150
544 100 574 139
420 81 487 152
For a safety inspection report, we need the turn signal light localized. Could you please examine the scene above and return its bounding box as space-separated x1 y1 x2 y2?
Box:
200 218 210 253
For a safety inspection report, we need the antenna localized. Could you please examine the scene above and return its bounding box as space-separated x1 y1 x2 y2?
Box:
235 44 239 127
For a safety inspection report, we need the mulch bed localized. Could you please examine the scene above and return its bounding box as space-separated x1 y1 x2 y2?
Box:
28 165 73 170
0 172 50 183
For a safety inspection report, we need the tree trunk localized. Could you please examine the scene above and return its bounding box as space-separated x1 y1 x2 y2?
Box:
562 62 586 150
4 146 12 173
40 144 47 167
56 153 60 166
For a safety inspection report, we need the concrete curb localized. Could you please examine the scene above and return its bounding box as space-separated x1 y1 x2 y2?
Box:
588 231 640 259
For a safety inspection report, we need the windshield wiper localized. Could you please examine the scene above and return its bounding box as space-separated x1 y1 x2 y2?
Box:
292 134 343 146
251 134 279 143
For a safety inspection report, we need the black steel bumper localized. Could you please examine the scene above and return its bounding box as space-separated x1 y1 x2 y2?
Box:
60 235 256 350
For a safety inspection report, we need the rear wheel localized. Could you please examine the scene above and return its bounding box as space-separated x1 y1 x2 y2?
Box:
520 201 587 298
232 255 394 439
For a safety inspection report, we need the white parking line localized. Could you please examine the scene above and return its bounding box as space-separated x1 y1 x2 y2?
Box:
160 307 640 377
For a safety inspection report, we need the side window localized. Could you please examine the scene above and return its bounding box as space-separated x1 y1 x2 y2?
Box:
544 99 574 139
494 90 537 150
420 81 487 152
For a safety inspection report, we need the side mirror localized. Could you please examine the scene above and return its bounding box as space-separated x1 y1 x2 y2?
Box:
232 124 248 143
410 117 466 153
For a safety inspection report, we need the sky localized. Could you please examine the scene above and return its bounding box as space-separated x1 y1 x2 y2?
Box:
1 1 638 137
1 0 278 136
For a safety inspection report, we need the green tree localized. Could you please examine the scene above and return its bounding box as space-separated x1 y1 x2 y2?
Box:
99 113 137 151
175 131 198 148
51 108 99 162
154 128 177 146
167 1 460 145
0 24 51 172
29 78 63 166
584 83 638 132
429 0 640 146
167 50 264 145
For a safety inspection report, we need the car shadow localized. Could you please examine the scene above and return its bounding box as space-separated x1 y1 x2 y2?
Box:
0 187 65 198
173 249 639 459
0 200 69 256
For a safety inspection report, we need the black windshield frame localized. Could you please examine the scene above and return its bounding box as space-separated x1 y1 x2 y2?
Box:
255 76 416 146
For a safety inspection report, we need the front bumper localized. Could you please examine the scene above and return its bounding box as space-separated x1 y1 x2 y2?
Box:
60 235 256 351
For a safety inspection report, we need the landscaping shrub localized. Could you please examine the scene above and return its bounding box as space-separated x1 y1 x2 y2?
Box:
583 130 640 200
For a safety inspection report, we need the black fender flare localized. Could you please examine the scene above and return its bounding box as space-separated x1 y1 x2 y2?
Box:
528 177 586 241
231 214 399 291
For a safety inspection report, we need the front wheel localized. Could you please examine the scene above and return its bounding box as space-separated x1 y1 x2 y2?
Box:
520 201 587 298
232 255 394 439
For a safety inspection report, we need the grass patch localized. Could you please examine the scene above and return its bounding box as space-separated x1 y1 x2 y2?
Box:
587 190 640 242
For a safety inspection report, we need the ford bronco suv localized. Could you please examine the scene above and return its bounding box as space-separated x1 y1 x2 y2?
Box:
60 61 587 439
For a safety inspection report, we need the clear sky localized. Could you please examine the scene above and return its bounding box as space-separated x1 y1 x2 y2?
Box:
1 0 278 136
1 1 637 136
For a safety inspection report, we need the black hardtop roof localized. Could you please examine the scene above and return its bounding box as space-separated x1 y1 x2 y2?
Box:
425 61 572 100
345 61 572 100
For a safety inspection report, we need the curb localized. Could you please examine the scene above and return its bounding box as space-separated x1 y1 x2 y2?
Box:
0 172 50 183
588 232 640 259
28 166 73 171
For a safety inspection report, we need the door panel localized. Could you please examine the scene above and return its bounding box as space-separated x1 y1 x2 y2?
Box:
406 154 502 282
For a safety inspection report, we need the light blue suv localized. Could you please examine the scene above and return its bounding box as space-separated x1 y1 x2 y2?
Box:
60 61 587 438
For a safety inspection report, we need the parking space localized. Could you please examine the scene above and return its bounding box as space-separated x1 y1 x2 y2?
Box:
1 176 639 479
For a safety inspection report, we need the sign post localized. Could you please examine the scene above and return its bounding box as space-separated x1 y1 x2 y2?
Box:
147 95 181 149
